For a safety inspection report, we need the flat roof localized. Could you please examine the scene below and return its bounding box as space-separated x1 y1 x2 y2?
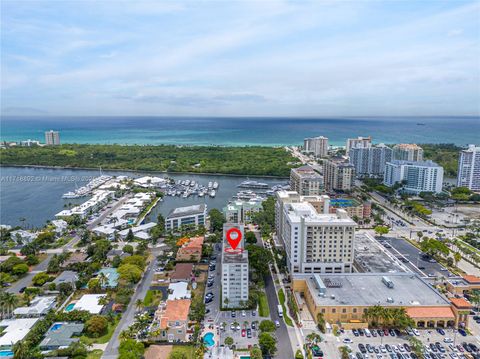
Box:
295 272 450 307
71 294 105 314
388 160 441 167
13 296 56 316
168 282 191 300
0 318 39 347
286 202 356 225
167 204 206 218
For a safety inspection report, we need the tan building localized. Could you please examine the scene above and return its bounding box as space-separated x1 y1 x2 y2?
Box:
446 275 480 296
176 236 204 262
292 273 465 330
323 158 355 192
393 144 424 162
346 136 371 156
304 136 329 157
290 165 324 196
152 299 191 342
328 198 371 220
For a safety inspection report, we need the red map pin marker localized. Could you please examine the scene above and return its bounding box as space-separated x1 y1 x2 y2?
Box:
226 228 242 250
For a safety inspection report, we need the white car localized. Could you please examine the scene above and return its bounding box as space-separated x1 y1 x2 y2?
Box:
379 345 386 353
443 338 453 343
241 310 246 317
413 329 420 336
343 338 353 344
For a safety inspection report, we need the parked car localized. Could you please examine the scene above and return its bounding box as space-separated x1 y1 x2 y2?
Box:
458 328 467 336
359 344 367 354
436 328 445 335
343 338 353 344
352 329 359 336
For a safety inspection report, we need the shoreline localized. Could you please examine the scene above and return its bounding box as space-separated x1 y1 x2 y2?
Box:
0 164 290 179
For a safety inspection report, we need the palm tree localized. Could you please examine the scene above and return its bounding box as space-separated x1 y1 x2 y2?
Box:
13 340 31 359
97 272 108 288
3 292 17 318
453 252 462 266
408 336 424 359
135 299 144 312
338 345 351 359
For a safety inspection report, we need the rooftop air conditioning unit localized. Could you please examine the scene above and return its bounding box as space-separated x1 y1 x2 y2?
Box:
387 297 394 303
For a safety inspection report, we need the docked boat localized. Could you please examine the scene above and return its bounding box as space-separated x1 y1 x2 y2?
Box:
237 180 269 189
62 191 81 199
209 190 216 198
208 181 213 189
213 181 219 189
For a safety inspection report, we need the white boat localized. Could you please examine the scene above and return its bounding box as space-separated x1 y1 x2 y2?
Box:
237 180 269 189
209 190 216 197
185 180 190 186
190 180 196 187
62 191 80 199
199 192 204 197
208 181 213 189
213 181 219 189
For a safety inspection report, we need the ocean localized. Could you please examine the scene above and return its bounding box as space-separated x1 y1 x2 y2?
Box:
0 166 286 227
1 116 479 146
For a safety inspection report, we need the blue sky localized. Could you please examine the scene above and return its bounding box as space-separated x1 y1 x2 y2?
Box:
1 0 479 117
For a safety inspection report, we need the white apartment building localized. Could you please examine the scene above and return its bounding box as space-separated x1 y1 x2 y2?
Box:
221 224 248 308
304 136 329 157
279 202 356 274
45 130 60 145
457 144 480 192
345 136 372 156
223 198 263 224
323 158 355 192
290 165 324 195
275 191 330 236
393 144 424 162
165 204 207 231
384 160 444 194
349 144 393 177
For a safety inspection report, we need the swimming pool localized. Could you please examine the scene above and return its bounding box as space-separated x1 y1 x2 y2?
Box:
65 303 76 312
51 323 63 331
203 332 215 347
0 351 14 357
239 356 250 359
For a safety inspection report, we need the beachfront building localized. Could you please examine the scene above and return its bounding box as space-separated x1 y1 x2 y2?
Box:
304 136 329 157
39 322 84 351
384 160 444 194
291 272 465 329
290 165 324 196
165 204 207 231
13 296 56 317
349 144 392 177
151 299 191 342
457 144 480 192
323 157 355 192
223 198 263 224
45 130 60 145
0 318 39 351
278 198 356 274
176 236 204 262
51 219 68 234
346 136 372 156
393 144 424 162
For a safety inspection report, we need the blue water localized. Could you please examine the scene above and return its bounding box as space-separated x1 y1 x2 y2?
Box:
65 303 75 312
50 323 63 331
203 332 215 347
1 116 478 146
0 352 14 357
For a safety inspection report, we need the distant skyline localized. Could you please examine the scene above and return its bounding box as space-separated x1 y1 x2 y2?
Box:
1 1 479 117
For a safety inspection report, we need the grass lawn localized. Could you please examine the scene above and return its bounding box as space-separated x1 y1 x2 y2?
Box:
258 292 270 317
80 318 119 345
86 350 103 359
169 345 195 359
278 289 293 327
143 289 163 307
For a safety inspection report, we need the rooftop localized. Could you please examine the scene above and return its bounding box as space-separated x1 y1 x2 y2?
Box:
71 294 105 314
388 160 441 168
53 271 78 285
170 263 194 280
13 296 56 316
167 282 191 300
450 298 473 309
286 203 356 225
158 299 191 329
0 318 39 347
96 268 119 288
463 275 480 284
406 307 454 319
167 204 206 218
295 272 450 307
39 322 84 349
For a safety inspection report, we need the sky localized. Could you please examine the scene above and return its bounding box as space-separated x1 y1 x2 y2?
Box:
1 0 479 117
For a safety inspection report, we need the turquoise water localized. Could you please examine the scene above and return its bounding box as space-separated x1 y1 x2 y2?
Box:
65 303 75 312
330 198 357 207
51 323 63 331
203 332 215 347
240 356 250 359
1 116 478 146
0 351 14 357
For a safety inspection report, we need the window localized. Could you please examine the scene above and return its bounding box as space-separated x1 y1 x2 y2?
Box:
342 308 346 313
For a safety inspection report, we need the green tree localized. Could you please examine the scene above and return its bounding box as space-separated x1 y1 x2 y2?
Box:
208 209 226 232
245 231 257 244
408 336 424 359
118 339 144 359
32 272 52 286
339 346 352 359
224 337 234 347
118 264 142 284
317 312 326 333
85 315 108 337
123 244 134 255
259 320 276 332
126 229 135 242
295 349 304 359
374 225 389 235
12 263 29 275
259 332 277 355
250 347 263 359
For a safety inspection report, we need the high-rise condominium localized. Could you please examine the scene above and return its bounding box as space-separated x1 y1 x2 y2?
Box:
384 160 444 194
457 144 480 192
45 130 60 145
393 144 424 162
304 136 329 157
290 165 324 195
345 136 372 156
276 193 356 274
349 144 393 177
323 158 355 192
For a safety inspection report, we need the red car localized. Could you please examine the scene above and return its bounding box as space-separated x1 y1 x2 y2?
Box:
241 329 246 337
383 329 389 336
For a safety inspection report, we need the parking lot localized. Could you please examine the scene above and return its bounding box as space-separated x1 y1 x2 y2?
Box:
319 327 479 359
375 236 455 279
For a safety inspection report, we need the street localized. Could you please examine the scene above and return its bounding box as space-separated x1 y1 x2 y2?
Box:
6 253 54 294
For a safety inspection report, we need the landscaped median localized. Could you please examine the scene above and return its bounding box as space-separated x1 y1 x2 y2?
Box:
258 292 270 317
277 288 293 326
